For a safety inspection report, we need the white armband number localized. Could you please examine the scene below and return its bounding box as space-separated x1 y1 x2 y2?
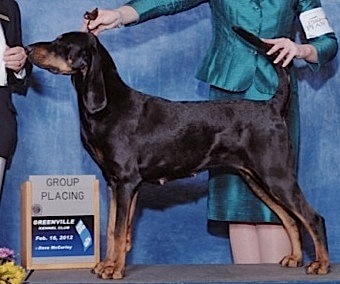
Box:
299 7 334 39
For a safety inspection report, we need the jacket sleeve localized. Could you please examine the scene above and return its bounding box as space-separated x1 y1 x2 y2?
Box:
7 0 32 95
125 0 207 24
298 0 338 71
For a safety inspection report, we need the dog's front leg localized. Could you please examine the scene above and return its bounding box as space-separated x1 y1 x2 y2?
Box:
92 185 117 278
94 181 139 279
112 183 139 279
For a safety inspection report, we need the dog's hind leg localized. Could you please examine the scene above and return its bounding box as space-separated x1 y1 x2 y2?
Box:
285 188 330 274
239 169 303 267
241 167 330 274
272 184 329 274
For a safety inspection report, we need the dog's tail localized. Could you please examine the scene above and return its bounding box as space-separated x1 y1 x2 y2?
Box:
232 26 290 117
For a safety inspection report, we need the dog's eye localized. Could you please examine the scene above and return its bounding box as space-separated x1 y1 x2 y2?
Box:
71 57 87 69
70 50 88 69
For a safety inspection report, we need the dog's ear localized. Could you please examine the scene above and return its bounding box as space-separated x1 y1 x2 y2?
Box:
82 36 107 114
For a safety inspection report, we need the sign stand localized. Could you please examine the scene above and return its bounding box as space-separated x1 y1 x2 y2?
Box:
21 175 100 270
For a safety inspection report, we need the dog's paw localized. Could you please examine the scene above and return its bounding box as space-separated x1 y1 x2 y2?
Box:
92 261 125 279
305 261 330 275
280 255 303 268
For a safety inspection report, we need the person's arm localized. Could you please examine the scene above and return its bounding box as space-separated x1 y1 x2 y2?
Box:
82 0 207 35
263 2 338 69
6 1 32 94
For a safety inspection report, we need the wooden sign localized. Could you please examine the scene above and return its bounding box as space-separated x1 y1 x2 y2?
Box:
21 175 100 270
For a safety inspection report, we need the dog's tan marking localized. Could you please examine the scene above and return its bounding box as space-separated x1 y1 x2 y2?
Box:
29 47 73 74
126 192 138 252
293 211 330 274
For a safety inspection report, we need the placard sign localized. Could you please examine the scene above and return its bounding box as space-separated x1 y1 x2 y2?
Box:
21 175 100 270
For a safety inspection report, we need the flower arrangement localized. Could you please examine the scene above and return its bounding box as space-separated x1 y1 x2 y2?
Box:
0 248 26 284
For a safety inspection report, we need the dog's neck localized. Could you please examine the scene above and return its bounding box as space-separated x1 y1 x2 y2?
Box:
98 42 132 98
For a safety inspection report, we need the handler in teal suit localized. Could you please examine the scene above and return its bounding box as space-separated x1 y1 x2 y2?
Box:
84 0 338 263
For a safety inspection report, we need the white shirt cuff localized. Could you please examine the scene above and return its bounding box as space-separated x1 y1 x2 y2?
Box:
14 67 26 79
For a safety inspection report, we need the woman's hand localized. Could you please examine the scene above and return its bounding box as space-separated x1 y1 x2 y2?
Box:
82 9 123 35
263 37 318 67
81 6 139 36
3 46 27 73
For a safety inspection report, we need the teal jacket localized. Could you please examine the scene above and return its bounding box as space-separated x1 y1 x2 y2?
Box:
126 0 338 95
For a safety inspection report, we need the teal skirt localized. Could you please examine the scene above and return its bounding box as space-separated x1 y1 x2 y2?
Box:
207 83 300 223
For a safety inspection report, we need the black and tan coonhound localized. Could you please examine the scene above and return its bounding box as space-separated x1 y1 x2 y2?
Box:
25 27 330 279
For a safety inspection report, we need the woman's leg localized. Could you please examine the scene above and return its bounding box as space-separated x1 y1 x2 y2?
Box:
229 223 291 264
229 223 261 263
256 224 291 263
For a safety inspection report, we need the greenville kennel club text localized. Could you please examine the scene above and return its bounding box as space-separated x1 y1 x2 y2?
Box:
33 218 91 250
34 219 74 251
34 218 75 231
41 177 85 201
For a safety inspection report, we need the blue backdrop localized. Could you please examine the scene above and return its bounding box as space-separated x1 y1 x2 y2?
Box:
0 0 339 266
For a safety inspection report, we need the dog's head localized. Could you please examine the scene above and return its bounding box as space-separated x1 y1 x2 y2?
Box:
26 32 107 114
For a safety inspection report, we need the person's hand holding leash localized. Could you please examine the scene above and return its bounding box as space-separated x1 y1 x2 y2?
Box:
82 7 139 35
3 46 27 73
263 37 318 67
